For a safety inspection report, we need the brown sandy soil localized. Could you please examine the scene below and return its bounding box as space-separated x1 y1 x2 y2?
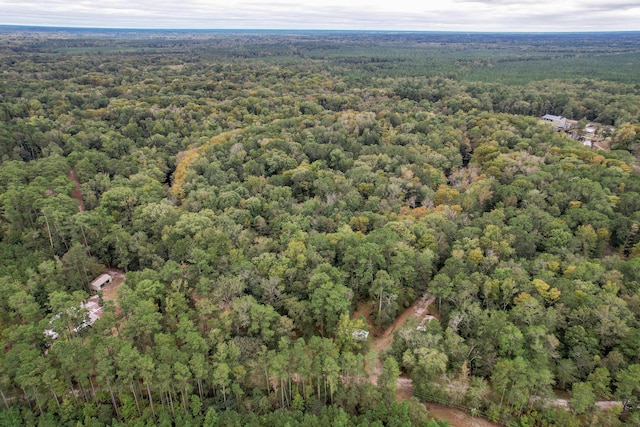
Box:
395 375 414 401
542 397 622 411
101 268 126 304
352 301 372 324
593 140 609 150
94 269 126 335
68 169 85 212
595 401 623 410
425 402 502 427
372 296 436 354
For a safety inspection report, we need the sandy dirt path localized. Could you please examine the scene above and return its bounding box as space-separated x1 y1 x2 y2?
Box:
68 169 85 212
357 296 435 386
425 402 502 427
374 296 435 385
356 295 502 427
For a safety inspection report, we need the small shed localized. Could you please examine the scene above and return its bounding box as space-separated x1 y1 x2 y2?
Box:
89 274 112 292
541 114 569 131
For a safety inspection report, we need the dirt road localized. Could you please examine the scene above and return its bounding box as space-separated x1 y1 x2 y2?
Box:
425 402 501 427
356 295 502 427
358 296 435 386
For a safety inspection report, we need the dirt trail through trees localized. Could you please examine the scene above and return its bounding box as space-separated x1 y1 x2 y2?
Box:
360 296 620 426
358 296 502 427
366 295 435 386
357 296 433 399
68 169 85 212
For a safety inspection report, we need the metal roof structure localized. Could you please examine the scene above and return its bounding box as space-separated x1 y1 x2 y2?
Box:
44 295 104 343
542 114 566 123
89 273 112 292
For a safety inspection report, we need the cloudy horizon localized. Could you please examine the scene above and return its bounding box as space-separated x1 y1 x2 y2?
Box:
1 0 639 32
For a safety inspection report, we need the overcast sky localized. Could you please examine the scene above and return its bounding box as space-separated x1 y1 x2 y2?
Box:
1 0 639 32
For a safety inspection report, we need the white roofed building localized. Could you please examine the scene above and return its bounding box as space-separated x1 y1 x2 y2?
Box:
89 273 112 292
541 114 570 130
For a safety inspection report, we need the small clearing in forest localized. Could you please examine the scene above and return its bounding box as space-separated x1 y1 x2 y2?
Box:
100 268 126 304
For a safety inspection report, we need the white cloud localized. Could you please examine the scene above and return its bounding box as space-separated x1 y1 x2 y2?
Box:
1 0 639 31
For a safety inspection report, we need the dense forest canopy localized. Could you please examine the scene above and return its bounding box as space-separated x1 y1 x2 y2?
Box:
1 28 640 427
